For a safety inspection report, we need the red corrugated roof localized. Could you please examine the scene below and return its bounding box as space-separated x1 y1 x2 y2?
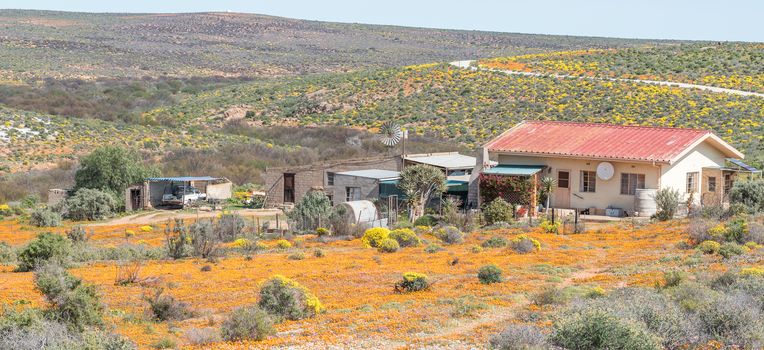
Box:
485 121 718 163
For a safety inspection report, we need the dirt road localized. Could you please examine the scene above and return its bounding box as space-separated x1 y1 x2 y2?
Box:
87 208 284 226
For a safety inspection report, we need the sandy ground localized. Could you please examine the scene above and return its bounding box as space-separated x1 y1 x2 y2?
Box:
88 208 284 226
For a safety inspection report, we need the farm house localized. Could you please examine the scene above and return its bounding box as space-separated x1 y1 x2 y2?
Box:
469 121 755 217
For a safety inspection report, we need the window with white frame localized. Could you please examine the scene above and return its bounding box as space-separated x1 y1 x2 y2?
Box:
686 172 699 193
620 173 645 195
580 171 596 193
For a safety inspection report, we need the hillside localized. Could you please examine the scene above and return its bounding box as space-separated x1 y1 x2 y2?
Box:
0 10 667 81
147 62 764 165
480 43 764 93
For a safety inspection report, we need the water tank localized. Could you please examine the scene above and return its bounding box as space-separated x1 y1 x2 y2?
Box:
333 200 379 224
634 189 658 217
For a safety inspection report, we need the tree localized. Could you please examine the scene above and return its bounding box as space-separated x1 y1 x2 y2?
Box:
539 176 557 209
74 146 159 197
397 165 446 221
729 178 764 213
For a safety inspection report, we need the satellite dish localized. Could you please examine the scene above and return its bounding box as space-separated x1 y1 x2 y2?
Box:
596 162 615 180
378 121 403 147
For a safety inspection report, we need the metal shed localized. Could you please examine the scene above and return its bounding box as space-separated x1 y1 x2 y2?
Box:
125 176 232 211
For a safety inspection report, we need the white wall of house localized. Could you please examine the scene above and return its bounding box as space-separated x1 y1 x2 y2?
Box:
494 154 661 212
659 141 727 204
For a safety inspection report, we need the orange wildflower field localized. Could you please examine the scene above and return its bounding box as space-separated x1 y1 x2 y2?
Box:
0 218 759 349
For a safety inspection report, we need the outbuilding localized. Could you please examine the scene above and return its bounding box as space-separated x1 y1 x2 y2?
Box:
125 176 232 211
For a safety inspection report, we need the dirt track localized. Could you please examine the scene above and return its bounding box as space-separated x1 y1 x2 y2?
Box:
87 208 284 226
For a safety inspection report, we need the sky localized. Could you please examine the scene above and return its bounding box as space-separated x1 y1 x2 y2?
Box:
2 0 762 42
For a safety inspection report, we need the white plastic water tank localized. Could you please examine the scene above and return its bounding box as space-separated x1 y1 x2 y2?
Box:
333 200 379 224
635 189 658 217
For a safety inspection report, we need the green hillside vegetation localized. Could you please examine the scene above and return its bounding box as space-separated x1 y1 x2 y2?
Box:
148 63 764 165
482 43 764 93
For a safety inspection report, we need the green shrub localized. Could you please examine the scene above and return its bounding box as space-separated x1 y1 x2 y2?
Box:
661 270 687 288
189 220 220 259
723 217 748 243
478 264 503 284
551 310 661 350
424 243 444 253
481 236 508 248
65 225 90 243
697 240 721 254
164 219 191 259
531 285 570 306
729 178 764 213
539 220 560 234
144 288 194 321
388 228 422 247
29 208 62 227
482 198 514 225
34 263 104 331
653 188 681 221
287 190 332 232
413 214 437 227
436 226 464 244
490 324 549 350
275 239 292 249
361 227 390 248
60 188 117 221
315 227 330 237
214 213 247 242
510 235 541 254
17 233 72 272
288 251 305 260
313 248 325 258
220 306 275 341
258 275 324 320
719 242 745 259
151 337 176 349
0 241 15 265
377 238 400 253
697 292 764 346
394 272 429 293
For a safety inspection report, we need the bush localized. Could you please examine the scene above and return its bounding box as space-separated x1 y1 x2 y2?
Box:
478 264 503 284
394 272 429 293
316 227 330 237
490 324 549 350
60 188 117 221
539 220 560 234
413 214 437 227
531 285 569 306
258 275 324 320
16 233 72 272
436 226 464 244
653 188 681 221
74 146 158 199
189 220 220 258
687 218 717 243
482 198 514 226
29 208 62 227
144 288 194 321
719 242 745 259
510 235 541 254
34 263 104 331
388 228 422 247
744 221 764 244
184 327 220 345
313 248 325 258
729 178 764 213
220 306 275 341
287 190 332 232
361 227 390 248
377 238 400 253
164 219 191 259
697 240 721 254
0 241 15 264
214 213 246 242
65 225 90 243
551 310 661 350
697 292 764 346
275 239 292 249
424 243 444 253
481 236 508 248
288 251 305 260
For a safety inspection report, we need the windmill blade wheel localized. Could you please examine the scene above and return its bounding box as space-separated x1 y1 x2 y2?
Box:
379 121 403 147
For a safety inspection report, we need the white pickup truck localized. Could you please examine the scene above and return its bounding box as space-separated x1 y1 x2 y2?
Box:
162 186 206 206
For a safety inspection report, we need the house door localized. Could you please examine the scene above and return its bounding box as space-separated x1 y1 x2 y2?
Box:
129 189 142 211
283 173 295 203
554 170 571 208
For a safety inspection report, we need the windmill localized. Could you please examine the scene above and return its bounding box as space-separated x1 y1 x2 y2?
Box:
378 121 408 155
